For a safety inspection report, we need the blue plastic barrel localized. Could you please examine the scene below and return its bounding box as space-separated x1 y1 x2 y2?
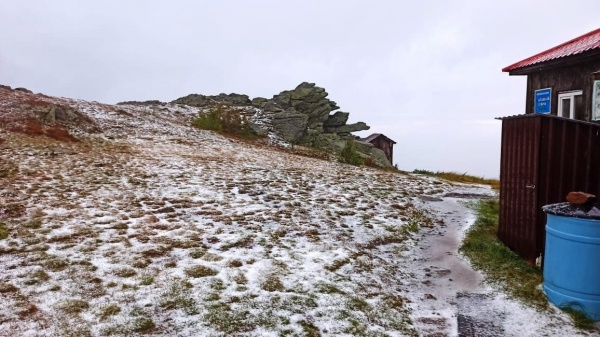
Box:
543 202 600 321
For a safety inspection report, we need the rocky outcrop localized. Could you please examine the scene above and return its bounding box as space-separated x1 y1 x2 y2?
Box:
14 87 33 94
172 93 251 107
171 82 391 167
256 82 369 145
117 100 164 106
324 122 369 135
271 82 339 131
34 104 95 126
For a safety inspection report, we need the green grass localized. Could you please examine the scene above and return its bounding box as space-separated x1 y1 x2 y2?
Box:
58 299 90 314
184 265 218 278
412 169 500 189
159 279 199 315
461 199 597 330
338 140 364 166
192 107 222 132
98 304 121 321
261 274 285 292
561 306 598 330
460 199 546 309
132 317 155 333
298 320 321 337
0 222 8 240
192 104 262 139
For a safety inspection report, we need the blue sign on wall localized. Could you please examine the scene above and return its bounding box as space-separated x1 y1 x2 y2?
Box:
534 88 552 114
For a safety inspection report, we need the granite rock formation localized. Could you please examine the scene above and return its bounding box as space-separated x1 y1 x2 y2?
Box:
172 82 392 167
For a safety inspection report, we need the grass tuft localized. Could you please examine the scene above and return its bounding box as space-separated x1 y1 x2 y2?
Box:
132 316 155 333
325 258 350 272
204 303 254 334
44 258 69 271
58 299 90 314
192 104 262 139
184 265 218 278
159 279 199 315
0 222 8 240
98 304 121 321
261 274 285 292
298 320 321 337
338 140 363 166
0 281 18 293
561 306 597 330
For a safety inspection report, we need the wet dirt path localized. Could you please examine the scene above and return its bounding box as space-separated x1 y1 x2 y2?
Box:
407 184 501 337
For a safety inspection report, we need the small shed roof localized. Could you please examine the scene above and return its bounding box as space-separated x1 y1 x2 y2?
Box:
362 133 396 144
503 27 600 74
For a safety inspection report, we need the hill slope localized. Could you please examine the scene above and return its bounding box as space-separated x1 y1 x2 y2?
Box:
2 86 595 337
1 87 451 336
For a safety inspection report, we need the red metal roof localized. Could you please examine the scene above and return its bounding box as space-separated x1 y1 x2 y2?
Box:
503 27 600 72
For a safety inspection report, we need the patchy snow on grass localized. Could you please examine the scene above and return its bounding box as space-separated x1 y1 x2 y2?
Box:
0 88 595 336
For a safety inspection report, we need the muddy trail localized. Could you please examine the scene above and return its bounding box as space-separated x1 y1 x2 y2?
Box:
407 184 594 337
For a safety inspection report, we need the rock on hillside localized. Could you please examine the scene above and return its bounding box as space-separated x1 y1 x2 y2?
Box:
172 82 391 167
0 85 210 142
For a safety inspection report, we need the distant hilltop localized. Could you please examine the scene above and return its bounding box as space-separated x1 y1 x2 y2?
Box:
0 82 391 167
121 82 391 167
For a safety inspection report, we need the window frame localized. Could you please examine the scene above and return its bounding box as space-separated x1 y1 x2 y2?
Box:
557 90 583 119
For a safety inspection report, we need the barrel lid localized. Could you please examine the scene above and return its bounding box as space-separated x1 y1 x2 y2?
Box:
542 202 600 220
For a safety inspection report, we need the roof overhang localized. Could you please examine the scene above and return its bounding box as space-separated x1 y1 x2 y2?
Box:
503 49 600 76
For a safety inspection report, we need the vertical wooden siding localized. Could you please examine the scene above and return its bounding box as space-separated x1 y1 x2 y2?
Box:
498 114 600 262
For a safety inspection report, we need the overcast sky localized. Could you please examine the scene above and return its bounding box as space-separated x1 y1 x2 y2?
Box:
1 1 597 178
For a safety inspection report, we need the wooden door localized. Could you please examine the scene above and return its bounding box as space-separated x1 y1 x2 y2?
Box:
498 116 541 262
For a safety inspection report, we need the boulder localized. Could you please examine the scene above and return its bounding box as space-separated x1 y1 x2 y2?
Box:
116 100 164 106
14 87 33 94
273 82 339 129
0 85 12 91
37 105 87 125
313 133 348 152
213 93 251 106
324 111 349 128
247 121 269 137
325 122 370 134
172 93 251 107
353 140 375 154
251 97 269 109
290 82 328 102
270 112 308 143
370 147 393 167
252 98 284 112
172 94 211 107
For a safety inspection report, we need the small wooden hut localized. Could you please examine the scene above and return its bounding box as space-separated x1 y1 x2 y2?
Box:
363 133 396 165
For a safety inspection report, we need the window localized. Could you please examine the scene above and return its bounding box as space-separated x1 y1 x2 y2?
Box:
557 90 583 119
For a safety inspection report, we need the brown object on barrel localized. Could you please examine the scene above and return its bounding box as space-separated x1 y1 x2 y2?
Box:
566 192 597 205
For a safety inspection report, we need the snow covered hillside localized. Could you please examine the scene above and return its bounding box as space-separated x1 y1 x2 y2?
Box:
0 87 594 337
0 87 453 336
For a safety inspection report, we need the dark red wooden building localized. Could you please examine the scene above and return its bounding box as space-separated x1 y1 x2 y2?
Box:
503 27 600 122
363 133 396 165
499 28 600 263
